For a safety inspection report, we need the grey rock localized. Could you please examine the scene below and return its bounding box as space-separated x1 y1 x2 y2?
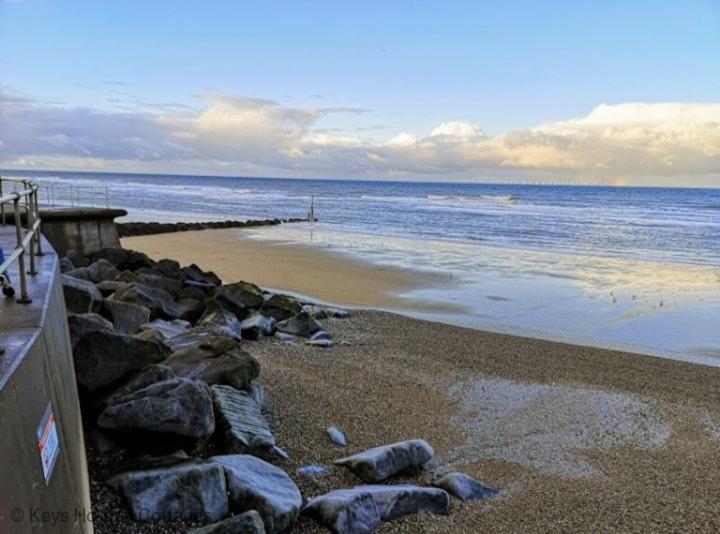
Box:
212 454 302 533
212 385 275 455
66 259 120 284
59 256 75 273
305 339 333 348
205 287 248 320
296 465 329 476
73 329 169 391
432 472 498 502
139 319 191 340
107 461 228 523
248 380 264 407
100 299 151 335
178 285 206 301
335 440 434 482
114 283 181 320
98 377 215 439
260 294 302 322
62 274 103 313
325 307 350 319
95 280 131 297
163 327 218 351
311 330 332 341
182 263 221 286
121 449 191 472
302 489 380 534
302 305 327 320
177 298 206 323
225 281 265 309
187 511 266 534
240 314 276 340
165 336 260 391
340 341 353 347
67 312 114 349
115 270 140 283
92 247 154 271
270 446 290 460
303 485 449 532
198 303 243 340
138 273 183 298
275 312 322 338
327 427 347 447
107 364 176 401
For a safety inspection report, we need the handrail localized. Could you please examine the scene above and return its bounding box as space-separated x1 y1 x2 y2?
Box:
0 175 44 308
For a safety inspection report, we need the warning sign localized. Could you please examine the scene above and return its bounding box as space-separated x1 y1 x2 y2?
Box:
37 403 59 484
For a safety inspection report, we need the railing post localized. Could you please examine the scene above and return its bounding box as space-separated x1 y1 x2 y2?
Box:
0 178 5 226
33 187 44 256
13 196 31 304
24 182 37 275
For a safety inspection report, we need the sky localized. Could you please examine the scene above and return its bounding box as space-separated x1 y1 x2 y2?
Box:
1 0 719 186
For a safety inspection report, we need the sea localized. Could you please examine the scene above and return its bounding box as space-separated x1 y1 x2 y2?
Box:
5 170 719 365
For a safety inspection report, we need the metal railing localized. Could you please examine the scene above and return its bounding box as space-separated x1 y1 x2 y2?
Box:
41 183 110 208
0 176 43 305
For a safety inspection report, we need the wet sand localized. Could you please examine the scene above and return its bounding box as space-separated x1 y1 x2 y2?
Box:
122 228 456 313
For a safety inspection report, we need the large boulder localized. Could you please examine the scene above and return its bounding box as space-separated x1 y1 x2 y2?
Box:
73 330 169 391
91 247 154 271
212 385 275 455
432 472 497 502
178 286 206 301
106 364 176 402
177 298 206 324
100 300 151 335
65 259 120 284
335 440 434 482
62 274 103 313
137 273 183 298
212 455 302 533
98 377 215 439
188 510 265 534
138 319 190 340
113 283 181 320
303 485 449 532
259 294 302 322
198 303 243 340
239 314 275 341
95 280 131 298
107 461 228 523
67 312 114 349
275 312 322 338
225 281 265 309
182 263 221 286
164 336 259 391
205 287 248 320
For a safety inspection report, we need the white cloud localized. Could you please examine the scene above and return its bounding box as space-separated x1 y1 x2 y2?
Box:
1 87 719 186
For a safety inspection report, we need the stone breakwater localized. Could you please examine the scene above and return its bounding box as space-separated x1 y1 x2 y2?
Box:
117 217 308 237
59 246 497 533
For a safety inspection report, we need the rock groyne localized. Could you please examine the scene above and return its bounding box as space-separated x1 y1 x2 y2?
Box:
118 218 308 238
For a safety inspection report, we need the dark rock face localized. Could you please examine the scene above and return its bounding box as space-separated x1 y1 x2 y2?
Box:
179 286 206 301
212 385 276 455
177 298 206 323
114 283 181 320
115 270 140 283
67 312 114 349
62 274 103 313
260 294 302 322
100 300 151 335
239 314 276 340
95 280 131 298
106 364 176 401
98 377 215 439
335 440 434 482
59 257 75 273
212 455 302 533
198 303 243 340
182 263 221 286
164 336 260 391
275 312 322 338
137 273 183 298
187 510 266 534
205 287 248 320
91 247 155 271
107 461 228 523
303 485 450 531
432 472 498 502
73 329 168 391
225 281 265 309
66 259 121 284
138 319 190 340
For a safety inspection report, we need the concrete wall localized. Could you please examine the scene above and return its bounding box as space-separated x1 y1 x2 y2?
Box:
38 208 127 261
0 235 92 533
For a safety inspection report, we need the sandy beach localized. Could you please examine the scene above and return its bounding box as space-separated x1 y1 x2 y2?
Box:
122 228 456 313
117 228 720 532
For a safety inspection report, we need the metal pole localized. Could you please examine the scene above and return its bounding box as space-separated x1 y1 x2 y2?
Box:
0 178 4 226
13 196 31 304
24 182 36 275
33 187 43 256
105 185 109 208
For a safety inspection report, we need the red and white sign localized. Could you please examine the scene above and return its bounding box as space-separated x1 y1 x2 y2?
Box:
36 403 60 484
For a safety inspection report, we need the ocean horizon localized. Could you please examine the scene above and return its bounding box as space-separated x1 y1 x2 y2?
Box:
7 169 720 364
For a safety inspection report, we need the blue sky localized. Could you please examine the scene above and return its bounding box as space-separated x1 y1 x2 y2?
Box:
1 1 719 185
